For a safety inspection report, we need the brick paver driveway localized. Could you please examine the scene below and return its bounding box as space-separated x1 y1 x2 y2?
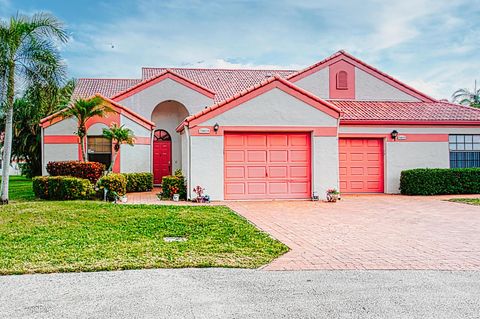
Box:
227 196 480 271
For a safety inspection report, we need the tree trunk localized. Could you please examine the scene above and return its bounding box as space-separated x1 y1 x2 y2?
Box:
1 62 15 204
79 135 86 162
108 149 118 173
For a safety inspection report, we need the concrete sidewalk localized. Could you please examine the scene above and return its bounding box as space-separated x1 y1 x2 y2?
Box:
1 268 479 318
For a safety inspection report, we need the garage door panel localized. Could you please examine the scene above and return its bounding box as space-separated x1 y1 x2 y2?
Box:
350 167 364 175
225 166 245 178
290 135 309 146
269 182 288 194
270 150 288 162
225 183 245 195
224 134 244 146
247 150 266 162
290 150 309 162
225 132 311 199
290 166 309 178
248 182 267 194
350 153 364 161
247 166 266 178
339 138 384 193
269 166 287 178
290 182 310 194
269 135 288 146
225 150 244 162
247 135 267 146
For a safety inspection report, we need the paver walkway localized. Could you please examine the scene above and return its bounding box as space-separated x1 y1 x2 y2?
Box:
227 195 480 270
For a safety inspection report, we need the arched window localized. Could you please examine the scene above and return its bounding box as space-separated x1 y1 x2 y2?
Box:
154 129 171 141
336 71 348 90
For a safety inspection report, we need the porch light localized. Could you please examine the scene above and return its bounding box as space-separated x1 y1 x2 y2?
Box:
391 130 398 141
213 123 220 133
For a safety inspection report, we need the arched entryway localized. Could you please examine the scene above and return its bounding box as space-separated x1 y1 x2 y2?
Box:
153 129 172 184
151 100 189 184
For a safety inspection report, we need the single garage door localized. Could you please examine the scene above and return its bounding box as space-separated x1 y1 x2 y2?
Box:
224 132 311 200
339 138 384 193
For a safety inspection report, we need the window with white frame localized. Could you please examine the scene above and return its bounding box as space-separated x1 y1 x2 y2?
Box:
449 134 480 168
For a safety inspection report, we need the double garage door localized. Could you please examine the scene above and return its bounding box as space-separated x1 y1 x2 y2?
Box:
339 138 384 193
224 132 311 200
223 134 384 199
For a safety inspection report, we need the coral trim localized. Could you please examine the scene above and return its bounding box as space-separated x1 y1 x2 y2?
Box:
287 50 436 102
111 69 215 101
340 120 480 126
339 133 449 142
189 126 337 137
40 94 155 130
44 135 79 144
176 75 341 132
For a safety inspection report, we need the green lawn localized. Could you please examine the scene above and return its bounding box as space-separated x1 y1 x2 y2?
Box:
0 201 288 275
449 198 480 206
6 175 35 201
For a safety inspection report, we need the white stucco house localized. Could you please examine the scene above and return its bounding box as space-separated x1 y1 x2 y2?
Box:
40 50 480 200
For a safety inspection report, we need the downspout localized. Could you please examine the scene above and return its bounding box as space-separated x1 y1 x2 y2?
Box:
186 126 191 200
41 127 45 175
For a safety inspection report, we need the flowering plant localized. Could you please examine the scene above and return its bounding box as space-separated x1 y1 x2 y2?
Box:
326 188 340 194
169 185 179 195
193 185 204 198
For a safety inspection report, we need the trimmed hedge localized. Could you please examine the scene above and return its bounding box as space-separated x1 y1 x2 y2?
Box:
98 173 127 200
161 170 186 199
123 173 153 193
400 168 480 195
46 161 105 183
33 176 95 200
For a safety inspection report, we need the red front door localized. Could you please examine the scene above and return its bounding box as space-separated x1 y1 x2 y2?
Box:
153 140 171 184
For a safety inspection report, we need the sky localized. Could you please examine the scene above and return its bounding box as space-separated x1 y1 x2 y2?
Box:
1 0 479 100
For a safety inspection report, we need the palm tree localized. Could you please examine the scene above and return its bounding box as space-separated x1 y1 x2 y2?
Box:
0 80 75 177
102 123 135 172
60 97 114 162
0 13 68 204
452 81 480 108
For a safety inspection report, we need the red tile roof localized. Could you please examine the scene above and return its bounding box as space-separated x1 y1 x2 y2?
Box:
141 67 296 102
177 75 342 131
71 78 141 101
330 100 480 123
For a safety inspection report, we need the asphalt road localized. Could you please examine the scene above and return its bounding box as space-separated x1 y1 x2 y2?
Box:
1 269 479 318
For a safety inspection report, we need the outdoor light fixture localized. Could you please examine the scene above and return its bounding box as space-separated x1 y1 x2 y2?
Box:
391 130 399 141
213 123 220 133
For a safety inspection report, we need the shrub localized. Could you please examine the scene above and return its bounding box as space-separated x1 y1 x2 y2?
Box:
98 173 127 200
33 176 95 200
123 172 153 192
161 170 186 199
400 168 480 195
46 161 105 183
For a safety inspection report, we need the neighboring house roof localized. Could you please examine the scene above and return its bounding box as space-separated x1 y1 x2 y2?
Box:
72 69 296 103
177 75 342 131
40 94 155 129
331 100 480 124
288 50 437 103
141 67 297 102
71 78 141 101
112 69 216 101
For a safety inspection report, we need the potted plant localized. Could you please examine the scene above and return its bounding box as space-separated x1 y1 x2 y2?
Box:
170 185 180 201
326 188 340 202
192 185 207 203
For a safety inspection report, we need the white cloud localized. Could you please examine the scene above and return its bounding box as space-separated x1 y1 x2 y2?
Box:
53 0 479 101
